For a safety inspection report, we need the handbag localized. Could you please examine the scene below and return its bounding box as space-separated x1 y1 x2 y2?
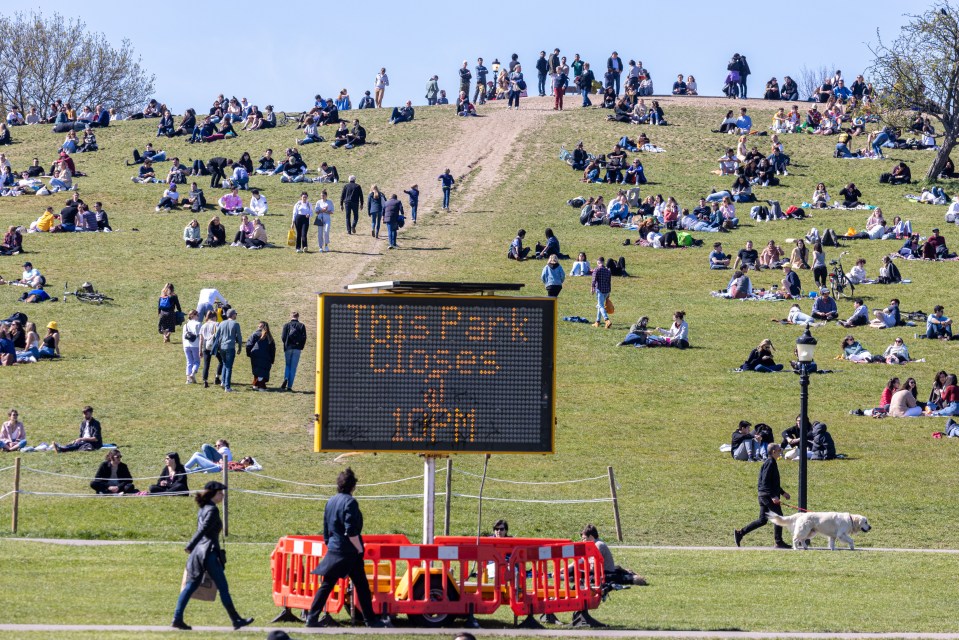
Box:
181 569 217 602
286 228 296 247
604 297 615 314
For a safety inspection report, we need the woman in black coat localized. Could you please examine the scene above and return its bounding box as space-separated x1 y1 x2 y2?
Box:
172 481 253 631
246 321 276 390
157 282 182 343
205 216 226 247
90 449 137 494
149 452 190 494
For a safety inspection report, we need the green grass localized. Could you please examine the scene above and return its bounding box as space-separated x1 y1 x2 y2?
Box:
2 97 959 633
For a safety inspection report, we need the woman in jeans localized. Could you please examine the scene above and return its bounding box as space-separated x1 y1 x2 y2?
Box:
182 310 201 384
184 439 232 473
172 481 253 631
198 311 221 388
508 65 524 109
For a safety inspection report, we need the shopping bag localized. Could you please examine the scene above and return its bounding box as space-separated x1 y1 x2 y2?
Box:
604 297 615 314
181 570 217 602
287 228 296 247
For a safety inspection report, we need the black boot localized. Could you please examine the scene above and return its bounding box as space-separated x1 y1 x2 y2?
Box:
171 619 191 630
232 616 254 630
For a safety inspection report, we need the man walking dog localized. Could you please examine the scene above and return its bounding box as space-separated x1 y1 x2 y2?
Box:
734 443 792 549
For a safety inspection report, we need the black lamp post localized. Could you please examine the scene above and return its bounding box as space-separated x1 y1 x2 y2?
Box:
795 326 818 511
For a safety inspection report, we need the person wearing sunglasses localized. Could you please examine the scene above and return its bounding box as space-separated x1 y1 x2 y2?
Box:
90 449 137 495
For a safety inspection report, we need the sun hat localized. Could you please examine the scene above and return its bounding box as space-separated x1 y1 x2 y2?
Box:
46 321 58 330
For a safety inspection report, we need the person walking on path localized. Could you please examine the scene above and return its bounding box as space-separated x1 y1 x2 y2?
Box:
305 468 388 628
213 309 242 392
374 68 389 108
438 169 455 210
172 481 253 631
591 257 612 329
541 254 566 297
383 193 404 249
341 175 364 235
404 185 419 223
291 192 313 253
314 189 334 252
734 443 792 549
281 311 307 391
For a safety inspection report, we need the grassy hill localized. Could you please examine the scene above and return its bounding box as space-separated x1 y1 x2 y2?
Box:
2 96 959 633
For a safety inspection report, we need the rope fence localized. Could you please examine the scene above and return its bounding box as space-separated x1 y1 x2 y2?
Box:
2 458 624 540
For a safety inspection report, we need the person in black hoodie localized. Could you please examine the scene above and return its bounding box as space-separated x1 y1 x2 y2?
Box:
150 452 190 494
809 422 836 460
90 449 137 494
734 443 792 548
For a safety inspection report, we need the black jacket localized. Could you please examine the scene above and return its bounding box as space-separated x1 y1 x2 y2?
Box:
341 182 364 208
150 465 190 493
731 430 753 456
78 418 103 449
185 503 223 580
281 319 307 351
809 422 836 460
383 197 404 224
757 457 785 497
536 57 549 74
92 461 133 486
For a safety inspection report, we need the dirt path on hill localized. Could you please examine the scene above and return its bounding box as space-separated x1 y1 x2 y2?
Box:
335 98 559 288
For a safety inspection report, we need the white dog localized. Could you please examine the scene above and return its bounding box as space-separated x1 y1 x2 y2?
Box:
766 511 871 550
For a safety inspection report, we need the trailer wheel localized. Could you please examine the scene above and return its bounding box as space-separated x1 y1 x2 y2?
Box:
407 574 459 627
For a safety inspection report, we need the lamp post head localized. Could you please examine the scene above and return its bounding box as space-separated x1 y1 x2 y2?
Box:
796 327 818 363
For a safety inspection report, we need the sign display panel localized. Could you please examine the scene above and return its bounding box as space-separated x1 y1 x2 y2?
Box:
316 294 556 453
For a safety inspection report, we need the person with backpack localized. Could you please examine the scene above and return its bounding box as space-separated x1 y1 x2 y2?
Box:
281 312 307 392
158 283 182 343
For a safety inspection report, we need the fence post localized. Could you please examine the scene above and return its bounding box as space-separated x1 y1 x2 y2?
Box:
444 458 453 535
11 457 21 534
222 462 229 538
607 466 623 542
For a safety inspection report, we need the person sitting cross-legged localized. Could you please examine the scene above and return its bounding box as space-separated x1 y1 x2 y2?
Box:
811 288 838 321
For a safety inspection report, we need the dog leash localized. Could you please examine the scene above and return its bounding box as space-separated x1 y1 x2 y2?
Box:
782 502 809 513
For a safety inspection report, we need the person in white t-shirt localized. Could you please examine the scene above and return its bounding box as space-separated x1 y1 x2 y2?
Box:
314 190 334 252
245 189 268 216
21 262 42 287
196 288 227 322
374 68 389 108
182 309 201 383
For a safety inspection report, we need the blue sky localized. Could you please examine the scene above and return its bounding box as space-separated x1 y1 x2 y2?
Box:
26 0 914 112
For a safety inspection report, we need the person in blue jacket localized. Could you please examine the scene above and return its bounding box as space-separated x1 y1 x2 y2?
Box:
403 185 419 223
437 169 454 210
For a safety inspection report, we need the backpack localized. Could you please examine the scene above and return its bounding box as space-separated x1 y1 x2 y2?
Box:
158 296 173 311
822 228 838 247
879 173 891 184
676 231 694 247
516 79 527 91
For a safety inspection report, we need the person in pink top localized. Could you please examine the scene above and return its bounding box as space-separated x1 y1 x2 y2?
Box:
218 188 243 215
1 408 27 451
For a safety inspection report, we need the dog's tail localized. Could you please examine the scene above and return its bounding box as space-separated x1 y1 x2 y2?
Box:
765 512 793 527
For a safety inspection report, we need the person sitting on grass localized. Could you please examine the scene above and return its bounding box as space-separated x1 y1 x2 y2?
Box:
929 375 959 416
156 184 180 211
842 334 883 363
759 240 785 269
743 339 784 372
183 183 206 212
131 159 158 184
19 285 55 304
581 523 647 585
646 311 689 349
206 216 227 247
534 228 560 259
731 420 759 461
149 452 190 494
218 188 244 215
184 219 202 248
881 336 911 365
53 406 102 452
0 409 26 451
878 255 902 284
728 270 751 298
837 298 869 327
296 117 323 145
127 143 167 166
570 252 591 276
390 101 415 125
922 228 950 260
780 263 801 298
871 298 901 328
617 316 649 347
203 117 237 143
508 229 529 260
890 385 923 417
90 449 137 495
921 305 953 340
811 288 838 321
838 182 862 208
710 242 731 269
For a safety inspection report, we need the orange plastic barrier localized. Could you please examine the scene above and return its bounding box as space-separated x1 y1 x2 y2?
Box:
271 534 605 626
